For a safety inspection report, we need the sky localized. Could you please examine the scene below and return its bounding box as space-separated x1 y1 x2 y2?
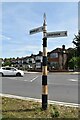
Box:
78 1 80 30
0 2 79 58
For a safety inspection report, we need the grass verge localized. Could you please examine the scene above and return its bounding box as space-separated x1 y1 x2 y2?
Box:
1 96 80 119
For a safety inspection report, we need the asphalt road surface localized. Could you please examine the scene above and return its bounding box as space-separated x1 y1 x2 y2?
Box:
1 72 79 104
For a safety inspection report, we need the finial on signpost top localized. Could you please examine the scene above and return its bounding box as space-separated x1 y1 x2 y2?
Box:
43 13 46 25
44 13 46 21
43 13 47 37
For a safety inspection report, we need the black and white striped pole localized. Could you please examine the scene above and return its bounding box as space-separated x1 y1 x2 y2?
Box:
42 13 48 110
29 13 67 110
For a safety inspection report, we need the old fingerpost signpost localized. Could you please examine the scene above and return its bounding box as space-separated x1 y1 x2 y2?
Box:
29 13 67 110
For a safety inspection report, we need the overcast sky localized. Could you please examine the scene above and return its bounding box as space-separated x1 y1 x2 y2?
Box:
0 2 78 58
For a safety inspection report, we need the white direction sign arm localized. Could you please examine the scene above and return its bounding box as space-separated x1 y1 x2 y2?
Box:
30 26 43 35
47 31 67 38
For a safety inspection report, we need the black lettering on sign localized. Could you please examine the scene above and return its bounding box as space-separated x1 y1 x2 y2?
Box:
47 33 60 36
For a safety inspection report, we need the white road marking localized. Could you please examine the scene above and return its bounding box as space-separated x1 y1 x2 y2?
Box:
8 77 17 80
7 78 27 82
30 76 39 82
23 80 29 82
0 93 79 108
5 76 39 82
68 79 78 82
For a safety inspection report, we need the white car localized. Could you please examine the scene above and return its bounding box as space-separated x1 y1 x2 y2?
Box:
0 67 24 77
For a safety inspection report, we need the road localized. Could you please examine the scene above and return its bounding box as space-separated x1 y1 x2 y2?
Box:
1 72 79 104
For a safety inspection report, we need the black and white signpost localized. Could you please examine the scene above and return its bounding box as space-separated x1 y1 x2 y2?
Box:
29 13 67 110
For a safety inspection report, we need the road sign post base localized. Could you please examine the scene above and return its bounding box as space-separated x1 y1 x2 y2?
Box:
42 94 48 110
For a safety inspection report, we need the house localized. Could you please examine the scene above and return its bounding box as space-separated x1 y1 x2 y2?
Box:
11 57 22 68
35 51 42 69
3 45 68 71
25 54 36 70
48 45 68 71
11 55 36 70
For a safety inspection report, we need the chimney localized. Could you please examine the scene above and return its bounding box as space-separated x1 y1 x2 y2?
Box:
62 45 65 50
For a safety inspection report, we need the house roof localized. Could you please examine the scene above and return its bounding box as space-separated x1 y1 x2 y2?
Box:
48 48 62 54
48 47 68 55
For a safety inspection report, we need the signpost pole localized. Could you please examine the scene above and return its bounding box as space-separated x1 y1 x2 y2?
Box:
29 13 67 110
42 13 48 110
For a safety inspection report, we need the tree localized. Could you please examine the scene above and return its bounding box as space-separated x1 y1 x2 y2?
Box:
72 32 80 57
67 48 76 69
3 60 11 66
3 58 12 66
72 32 80 71
68 57 77 70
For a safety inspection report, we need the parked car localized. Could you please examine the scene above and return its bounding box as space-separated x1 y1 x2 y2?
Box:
0 67 24 77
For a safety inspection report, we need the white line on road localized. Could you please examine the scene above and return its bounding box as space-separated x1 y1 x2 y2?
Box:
23 80 29 82
68 79 78 82
0 93 79 108
4 76 39 82
7 78 28 82
30 76 39 82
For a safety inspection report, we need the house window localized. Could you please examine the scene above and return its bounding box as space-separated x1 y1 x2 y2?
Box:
29 61 32 63
50 53 58 58
36 60 41 62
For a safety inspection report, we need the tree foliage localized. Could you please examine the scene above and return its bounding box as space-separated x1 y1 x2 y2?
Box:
73 32 80 57
3 58 12 66
72 32 80 70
